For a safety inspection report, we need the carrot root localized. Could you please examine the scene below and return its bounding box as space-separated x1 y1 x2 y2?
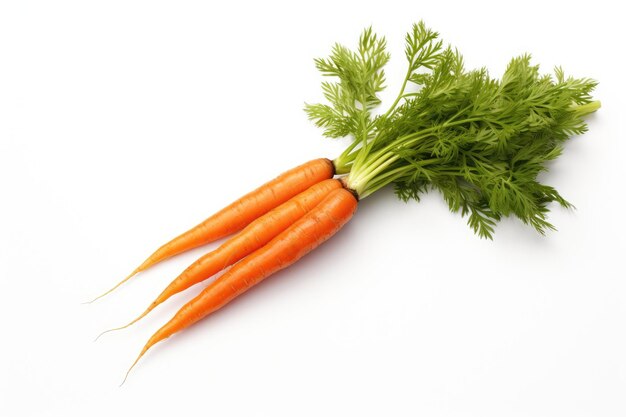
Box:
121 346 149 387
92 158 334 302
115 179 344 328
84 268 141 304
94 309 150 341
125 188 358 376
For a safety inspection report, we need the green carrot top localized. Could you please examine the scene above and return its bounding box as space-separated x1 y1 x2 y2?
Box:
305 21 600 238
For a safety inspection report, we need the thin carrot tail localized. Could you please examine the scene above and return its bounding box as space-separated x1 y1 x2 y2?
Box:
84 269 139 304
120 322 173 385
84 262 148 304
95 266 190 336
130 188 358 369
94 307 153 341
92 159 335 304
85 245 174 304
120 345 150 386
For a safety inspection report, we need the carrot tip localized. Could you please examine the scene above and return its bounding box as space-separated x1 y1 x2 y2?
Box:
119 369 131 387
84 268 141 304
120 360 138 387
121 346 148 386
93 328 118 342
120 369 131 387
94 310 149 342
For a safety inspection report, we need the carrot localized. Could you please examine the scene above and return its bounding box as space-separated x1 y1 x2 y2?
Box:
123 187 357 380
101 179 342 335
103 23 600 383
89 158 335 302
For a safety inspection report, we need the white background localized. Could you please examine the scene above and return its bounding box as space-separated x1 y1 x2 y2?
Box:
1 1 624 416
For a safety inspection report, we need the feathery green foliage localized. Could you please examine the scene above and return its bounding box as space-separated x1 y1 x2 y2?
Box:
304 28 389 148
306 22 599 238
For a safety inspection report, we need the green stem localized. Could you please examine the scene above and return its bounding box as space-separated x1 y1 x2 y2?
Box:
361 117 479 170
334 140 360 174
352 151 396 183
382 68 412 119
359 166 412 198
347 115 474 196
349 155 400 194
351 94 372 174
347 58 416 179
572 100 601 117
359 157 445 198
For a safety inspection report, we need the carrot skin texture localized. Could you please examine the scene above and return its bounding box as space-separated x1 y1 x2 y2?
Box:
131 179 343 323
91 158 334 302
133 188 358 364
135 158 335 270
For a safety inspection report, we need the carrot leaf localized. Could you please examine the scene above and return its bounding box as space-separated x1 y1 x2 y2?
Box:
307 22 600 238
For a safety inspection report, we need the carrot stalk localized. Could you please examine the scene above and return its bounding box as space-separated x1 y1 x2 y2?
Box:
125 188 358 377
97 179 342 338
88 158 335 303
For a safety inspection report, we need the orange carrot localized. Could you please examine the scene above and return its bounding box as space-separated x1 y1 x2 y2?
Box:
103 179 342 334
89 158 335 302
124 187 357 379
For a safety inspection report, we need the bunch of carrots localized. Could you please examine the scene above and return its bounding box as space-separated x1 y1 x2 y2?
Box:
97 159 353 381
91 22 599 381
